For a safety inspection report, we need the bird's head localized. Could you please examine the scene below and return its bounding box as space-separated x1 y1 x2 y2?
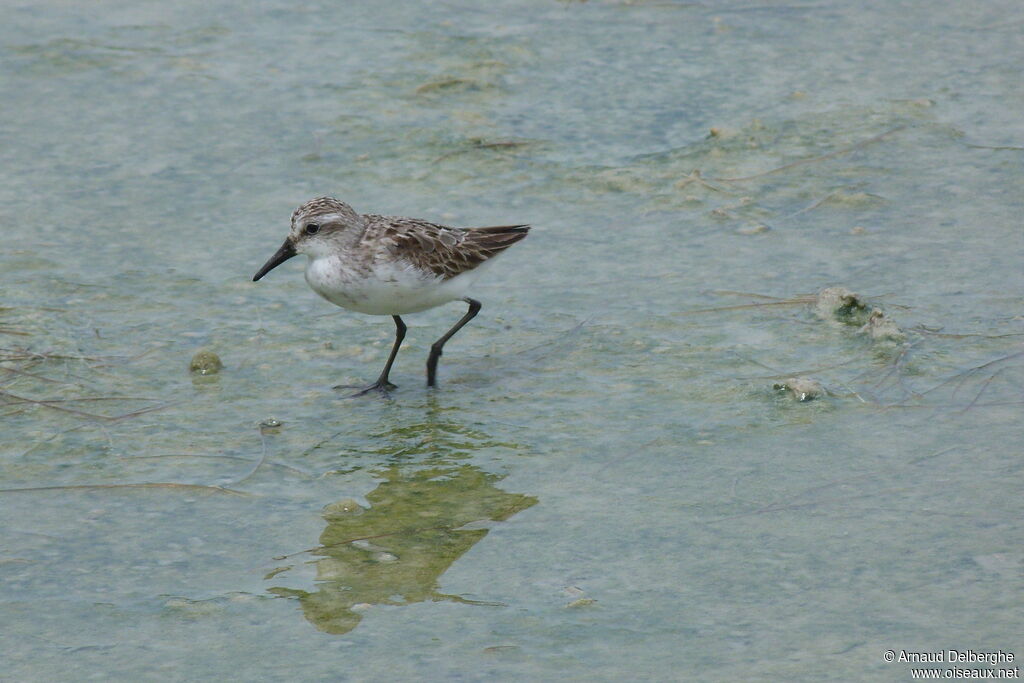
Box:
252 196 365 281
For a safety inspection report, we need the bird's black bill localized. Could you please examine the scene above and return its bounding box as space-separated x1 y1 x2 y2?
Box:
252 240 297 281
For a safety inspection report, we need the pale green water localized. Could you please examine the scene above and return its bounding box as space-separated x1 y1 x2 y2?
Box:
1 1 1022 680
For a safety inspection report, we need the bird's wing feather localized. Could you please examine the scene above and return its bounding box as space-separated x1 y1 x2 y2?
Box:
366 216 529 279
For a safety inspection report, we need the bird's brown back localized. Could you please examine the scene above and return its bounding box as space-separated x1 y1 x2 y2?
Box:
363 215 530 279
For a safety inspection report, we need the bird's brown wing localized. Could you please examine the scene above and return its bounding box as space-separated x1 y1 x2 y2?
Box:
369 216 530 279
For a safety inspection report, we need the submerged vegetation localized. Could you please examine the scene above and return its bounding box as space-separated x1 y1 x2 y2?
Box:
681 287 1022 412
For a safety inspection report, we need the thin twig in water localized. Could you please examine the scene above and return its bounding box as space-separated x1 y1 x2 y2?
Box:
730 351 781 374
0 347 113 362
829 379 868 403
911 326 1024 340
232 431 270 486
918 349 1024 398
703 289 794 301
908 446 959 465
124 454 313 478
879 401 1024 410
0 390 114 419
676 169 733 193
434 139 533 164
0 395 163 405
709 126 905 183
676 297 816 315
851 342 915 392
736 355 866 380
966 143 1024 151
17 424 90 458
779 185 860 220
513 320 587 363
0 389 176 422
0 483 248 496
959 367 1006 414
0 365 80 385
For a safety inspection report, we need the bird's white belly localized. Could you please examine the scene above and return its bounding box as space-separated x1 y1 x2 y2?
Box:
304 255 488 315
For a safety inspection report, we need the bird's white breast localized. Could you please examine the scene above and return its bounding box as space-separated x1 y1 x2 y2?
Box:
304 254 489 315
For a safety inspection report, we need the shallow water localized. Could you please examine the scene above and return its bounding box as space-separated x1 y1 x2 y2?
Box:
2 1 1022 680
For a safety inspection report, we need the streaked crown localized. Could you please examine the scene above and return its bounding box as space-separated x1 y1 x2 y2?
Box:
291 196 359 227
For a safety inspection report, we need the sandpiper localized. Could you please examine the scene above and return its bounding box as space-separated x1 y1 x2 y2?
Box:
253 197 529 395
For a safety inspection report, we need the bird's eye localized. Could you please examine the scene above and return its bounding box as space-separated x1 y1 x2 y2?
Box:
305 223 320 235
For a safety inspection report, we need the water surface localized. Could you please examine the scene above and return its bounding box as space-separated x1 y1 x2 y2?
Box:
1 1 1022 680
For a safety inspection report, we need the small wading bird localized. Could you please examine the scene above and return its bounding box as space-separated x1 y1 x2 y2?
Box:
253 197 529 395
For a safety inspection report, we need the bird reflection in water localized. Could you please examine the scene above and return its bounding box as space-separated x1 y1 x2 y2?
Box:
266 408 536 634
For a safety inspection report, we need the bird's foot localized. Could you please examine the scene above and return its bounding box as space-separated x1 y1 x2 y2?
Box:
333 380 397 398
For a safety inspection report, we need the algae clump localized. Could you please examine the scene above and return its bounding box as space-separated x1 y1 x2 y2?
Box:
189 349 223 375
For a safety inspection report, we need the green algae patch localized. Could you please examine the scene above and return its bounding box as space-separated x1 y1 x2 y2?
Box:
189 349 223 375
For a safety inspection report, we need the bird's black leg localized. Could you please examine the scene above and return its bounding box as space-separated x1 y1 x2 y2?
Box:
426 298 481 387
375 315 407 388
336 315 406 397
